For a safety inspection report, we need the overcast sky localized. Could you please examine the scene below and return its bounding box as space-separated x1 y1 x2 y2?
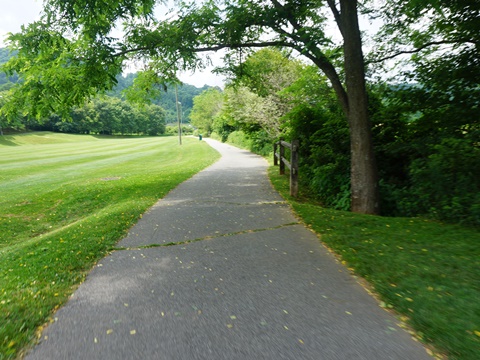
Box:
0 0 225 87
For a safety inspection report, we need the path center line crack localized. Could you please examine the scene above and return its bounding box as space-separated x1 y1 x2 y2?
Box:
112 222 300 251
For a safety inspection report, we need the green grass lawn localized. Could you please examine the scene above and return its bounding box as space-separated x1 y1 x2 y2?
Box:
0 132 220 359
268 167 480 360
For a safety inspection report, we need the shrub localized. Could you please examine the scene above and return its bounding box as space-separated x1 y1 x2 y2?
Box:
407 138 480 225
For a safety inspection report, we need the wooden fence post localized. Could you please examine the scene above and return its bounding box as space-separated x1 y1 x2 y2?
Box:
274 141 278 166
279 138 285 175
290 139 299 197
273 139 299 197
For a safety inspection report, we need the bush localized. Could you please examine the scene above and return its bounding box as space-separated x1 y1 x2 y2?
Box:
226 130 253 149
284 100 351 209
209 131 222 141
407 138 480 225
165 124 193 136
212 115 236 142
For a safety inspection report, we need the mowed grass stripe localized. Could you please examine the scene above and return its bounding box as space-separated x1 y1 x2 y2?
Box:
1 136 171 176
0 132 105 146
2 146 165 191
0 136 190 194
0 133 220 359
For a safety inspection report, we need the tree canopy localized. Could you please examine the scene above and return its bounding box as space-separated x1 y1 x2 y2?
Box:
189 87 223 135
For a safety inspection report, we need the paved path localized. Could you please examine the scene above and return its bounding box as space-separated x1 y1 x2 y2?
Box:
26 139 432 359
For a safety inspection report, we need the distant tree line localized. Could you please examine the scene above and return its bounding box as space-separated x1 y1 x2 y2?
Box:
25 96 166 135
0 47 214 135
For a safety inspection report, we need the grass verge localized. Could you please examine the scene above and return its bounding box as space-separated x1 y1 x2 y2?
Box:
0 132 219 359
268 166 480 360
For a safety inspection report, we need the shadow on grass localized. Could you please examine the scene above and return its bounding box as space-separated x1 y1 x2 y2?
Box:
0 137 19 146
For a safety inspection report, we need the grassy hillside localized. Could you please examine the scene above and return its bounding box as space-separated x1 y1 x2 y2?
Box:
0 132 107 145
0 133 220 359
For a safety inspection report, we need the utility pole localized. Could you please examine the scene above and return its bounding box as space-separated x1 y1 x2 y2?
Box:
175 85 182 145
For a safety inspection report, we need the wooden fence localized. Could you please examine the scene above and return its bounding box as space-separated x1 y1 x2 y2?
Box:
274 139 299 197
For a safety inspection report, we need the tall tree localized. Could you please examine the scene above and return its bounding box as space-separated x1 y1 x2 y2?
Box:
190 88 223 135
222 48 303 138
1 0 380 214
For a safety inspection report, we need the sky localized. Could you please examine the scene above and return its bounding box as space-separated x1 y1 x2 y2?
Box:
0 0 226 88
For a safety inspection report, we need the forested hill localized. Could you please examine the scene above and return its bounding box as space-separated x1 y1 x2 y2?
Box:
108 73 216 123
0 47 13 64
0 47 215 123
0 48 19 89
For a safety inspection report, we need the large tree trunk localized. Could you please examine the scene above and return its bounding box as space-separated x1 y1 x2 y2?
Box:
340 0 380 214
